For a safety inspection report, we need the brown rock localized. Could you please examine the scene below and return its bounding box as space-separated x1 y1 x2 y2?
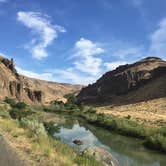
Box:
77 57 166 105
84 146 120 166
0 56 83 103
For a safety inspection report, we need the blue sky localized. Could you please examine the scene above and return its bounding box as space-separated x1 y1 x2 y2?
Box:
0 0 166 84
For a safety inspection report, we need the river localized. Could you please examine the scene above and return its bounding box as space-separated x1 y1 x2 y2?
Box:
50 114 166 166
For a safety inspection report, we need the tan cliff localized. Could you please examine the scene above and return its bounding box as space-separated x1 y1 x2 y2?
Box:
0 56 82 104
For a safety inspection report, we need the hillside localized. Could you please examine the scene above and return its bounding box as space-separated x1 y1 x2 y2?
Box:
0 56 82 104
77 57 166 105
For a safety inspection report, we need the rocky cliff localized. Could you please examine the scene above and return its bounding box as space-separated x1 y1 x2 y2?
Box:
77 57 166 105
0 56 82 104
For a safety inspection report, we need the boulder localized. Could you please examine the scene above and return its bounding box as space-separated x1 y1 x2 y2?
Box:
73 139 83 145
84 146 120 166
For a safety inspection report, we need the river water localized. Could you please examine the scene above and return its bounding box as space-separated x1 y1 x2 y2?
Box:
51 114 166 166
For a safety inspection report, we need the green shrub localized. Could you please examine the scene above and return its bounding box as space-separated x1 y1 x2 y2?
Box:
9 108 33 121
4 97 16 107
20 118 47 138
44 122 60 135
14 102 27 109
64 93 77 105
145 134 166 152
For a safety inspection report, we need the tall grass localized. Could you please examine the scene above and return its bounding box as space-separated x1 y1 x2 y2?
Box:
80 112 166 153
0 98 102 165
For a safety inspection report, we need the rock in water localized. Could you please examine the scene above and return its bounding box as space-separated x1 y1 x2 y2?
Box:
73 139 83 145
84 146 120 166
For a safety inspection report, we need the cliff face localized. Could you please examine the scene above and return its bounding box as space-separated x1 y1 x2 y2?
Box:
77 57 166 105
0 56 82 104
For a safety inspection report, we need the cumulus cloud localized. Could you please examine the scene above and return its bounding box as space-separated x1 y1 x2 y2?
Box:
49 38 105 84
74 38 104 57
17 11 66 59
149 18 166 60
73 38 104 75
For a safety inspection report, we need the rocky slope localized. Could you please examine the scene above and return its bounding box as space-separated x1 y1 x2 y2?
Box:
0 56 82 104
77 57 166 105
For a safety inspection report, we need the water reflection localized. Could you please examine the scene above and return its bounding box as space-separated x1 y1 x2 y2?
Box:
52 114 166 166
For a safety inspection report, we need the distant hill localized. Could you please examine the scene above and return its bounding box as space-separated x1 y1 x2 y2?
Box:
77 57 166 105
0 56 82 104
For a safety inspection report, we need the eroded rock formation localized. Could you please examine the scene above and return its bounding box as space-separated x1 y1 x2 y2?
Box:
77 57 166 105
0 56 82 103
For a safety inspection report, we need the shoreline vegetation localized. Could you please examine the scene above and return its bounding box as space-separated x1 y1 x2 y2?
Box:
0 94 166 165
43 94 166 154
0 97 101 166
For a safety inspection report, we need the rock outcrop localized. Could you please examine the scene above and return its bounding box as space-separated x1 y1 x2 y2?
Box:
84 146 120 166
77 57 166 105
0 56 82 104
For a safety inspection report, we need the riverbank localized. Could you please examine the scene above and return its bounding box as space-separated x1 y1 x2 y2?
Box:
78 111 166 153
0 99 101 166
43 96 166 154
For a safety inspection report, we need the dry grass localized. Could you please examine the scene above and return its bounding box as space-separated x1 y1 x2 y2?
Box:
0 118 76 166
96 97 166 127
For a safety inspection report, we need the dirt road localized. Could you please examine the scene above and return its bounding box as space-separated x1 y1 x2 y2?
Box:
0 136 27 166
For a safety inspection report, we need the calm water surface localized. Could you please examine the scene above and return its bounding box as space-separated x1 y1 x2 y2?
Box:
51 114 166 166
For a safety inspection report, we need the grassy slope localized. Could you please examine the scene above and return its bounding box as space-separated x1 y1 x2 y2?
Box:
0 102 101 166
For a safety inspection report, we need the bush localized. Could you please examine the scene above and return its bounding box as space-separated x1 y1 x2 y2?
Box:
9 108 33 121
20 118 47 138
64 93 77 105
44 122 60 135
4 97 16 107
145 134 166 152
14 102 27 109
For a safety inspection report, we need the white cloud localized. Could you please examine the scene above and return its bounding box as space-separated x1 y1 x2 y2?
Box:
104 61 128 70
74 56 102 76
16 66 96 85
111 47 142 59
45 38 105 84
149 18 166 60
73 38 104 75
16 67 57 82
17 11 66 59
74 38 104 57
52 68 96 85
